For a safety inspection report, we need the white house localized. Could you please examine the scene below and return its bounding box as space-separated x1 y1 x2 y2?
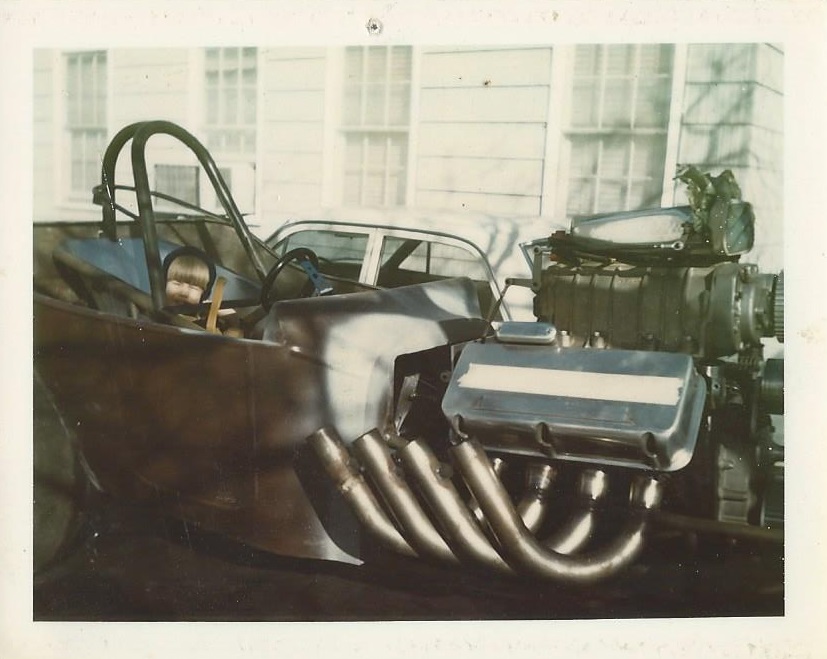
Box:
33 43 784 271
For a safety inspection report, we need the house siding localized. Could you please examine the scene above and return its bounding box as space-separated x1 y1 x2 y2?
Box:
677 43 784 271
414 47 553 215
32 44 783 273
109 49 191 128
33 50 57 221
258 48 328 218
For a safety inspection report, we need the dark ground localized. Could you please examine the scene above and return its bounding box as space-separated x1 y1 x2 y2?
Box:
33 500 783 622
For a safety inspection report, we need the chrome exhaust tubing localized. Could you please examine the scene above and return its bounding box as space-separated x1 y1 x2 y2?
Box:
543 468 606 554
306 427 417 559
352 429 459 565
398 439 512 575
468 457 505 525
517 463 556 533
451 439 662 584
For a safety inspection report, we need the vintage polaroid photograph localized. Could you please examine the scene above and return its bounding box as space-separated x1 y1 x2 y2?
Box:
4 1 827 658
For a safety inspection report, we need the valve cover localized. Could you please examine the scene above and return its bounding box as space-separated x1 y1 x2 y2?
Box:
442 342 706 471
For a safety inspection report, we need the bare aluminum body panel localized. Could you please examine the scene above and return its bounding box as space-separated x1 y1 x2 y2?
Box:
34 277 483 562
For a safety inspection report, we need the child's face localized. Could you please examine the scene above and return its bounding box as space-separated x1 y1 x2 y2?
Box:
165 279 204 305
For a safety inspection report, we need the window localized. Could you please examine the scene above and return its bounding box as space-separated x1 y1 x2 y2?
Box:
341 46 412 207
205 47 258 155
377 235 497 317
564 44 674 217
271 228 370 281
153 165 199 212
377 237 489 286
65 51 107 198
203 47 258 211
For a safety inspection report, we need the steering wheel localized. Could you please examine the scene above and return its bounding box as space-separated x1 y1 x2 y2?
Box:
260 247 327 311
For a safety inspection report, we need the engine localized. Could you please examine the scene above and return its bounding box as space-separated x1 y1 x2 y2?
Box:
308 168 784 583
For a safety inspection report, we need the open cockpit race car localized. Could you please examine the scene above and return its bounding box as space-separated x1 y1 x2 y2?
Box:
33 122 784 600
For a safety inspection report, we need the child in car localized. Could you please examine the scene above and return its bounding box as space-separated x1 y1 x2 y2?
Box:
163 248 215 307
162 247 242 337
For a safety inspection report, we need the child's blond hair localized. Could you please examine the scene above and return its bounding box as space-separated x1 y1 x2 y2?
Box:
166 254 211 291
163 248 215 300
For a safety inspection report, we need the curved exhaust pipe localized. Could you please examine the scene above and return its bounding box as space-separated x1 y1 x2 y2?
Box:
306 427 417 559
543 468 606 554
451 439 662 584
517 463 556 533
352 429 459 565
468 457 505 526
398 440 513 575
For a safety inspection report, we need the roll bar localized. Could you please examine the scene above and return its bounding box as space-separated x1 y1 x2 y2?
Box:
94 121 268 312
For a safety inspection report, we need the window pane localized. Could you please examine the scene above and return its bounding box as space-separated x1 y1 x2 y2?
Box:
344 135 363 169
362 173 385 206
225 130 240 152
223 67 239 89
627 179 663 210
569 138 598 177
574 45 601 77
154 165 200 209
96 57 107 124
342 173 362 205
80 55 94 124
601 139 630 179
344 47 363 82
366 136 386 170
388 83 410 125
377 237 487 288
630 135 667 179
241 129 256 153
602 78 633 127
243 88 257 123
567 44 673 215
343 85 362 125
205 48 219 71
364 82 386 125
366 47 387 81
66 60 80 125
277 229 369 280
223 48 239 68
635 78 671 128
387 136 407 169
66 52 107 196
341 46 411 207
639 44 673 75
242 48 257 69
605 45 635 75
571 81 600 127
566 178 595 217
205 47 257 156
596 180 625 211
390 47 411 80
387 172 405 206
70 133 84 190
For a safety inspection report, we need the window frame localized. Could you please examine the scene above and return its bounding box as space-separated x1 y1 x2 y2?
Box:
545 44 687 222
330 46 419 208
267 220 509 318
60 50 110 207
203 47 260 158
197 47 262 217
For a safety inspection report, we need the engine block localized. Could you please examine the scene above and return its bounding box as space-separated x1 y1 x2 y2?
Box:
533 261 782 358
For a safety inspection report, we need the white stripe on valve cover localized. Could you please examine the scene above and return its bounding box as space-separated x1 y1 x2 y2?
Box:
457 364 683 406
